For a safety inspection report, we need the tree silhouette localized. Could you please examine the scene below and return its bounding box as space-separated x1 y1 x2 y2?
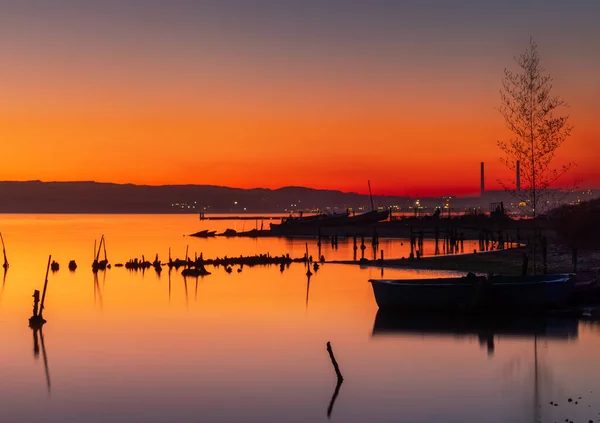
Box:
497 38 574 216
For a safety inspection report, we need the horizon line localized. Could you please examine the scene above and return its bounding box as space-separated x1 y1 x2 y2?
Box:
0 179 595 199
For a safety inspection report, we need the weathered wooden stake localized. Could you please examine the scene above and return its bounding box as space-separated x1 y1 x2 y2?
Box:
103 237 108 262
326 341 344 382
39 255 52 318
0 232 8 269
95 235 104 263
32 290 41 317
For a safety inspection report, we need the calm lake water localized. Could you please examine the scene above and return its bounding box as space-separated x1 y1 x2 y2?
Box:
0 214 598 423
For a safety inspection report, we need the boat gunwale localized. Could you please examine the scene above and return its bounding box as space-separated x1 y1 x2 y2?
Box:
369 274 575 287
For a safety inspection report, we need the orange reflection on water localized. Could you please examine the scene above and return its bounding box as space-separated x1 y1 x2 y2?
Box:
1 214 600 423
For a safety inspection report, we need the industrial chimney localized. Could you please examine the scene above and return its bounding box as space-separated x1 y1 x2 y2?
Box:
480 162 485 197
516 160 521 191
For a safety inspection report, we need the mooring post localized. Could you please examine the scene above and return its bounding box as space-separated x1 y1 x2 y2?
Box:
32 289 41 317
326 342 343 383
317 227 322 248
380 250 384 261
39 255 52 318
0 232 8 269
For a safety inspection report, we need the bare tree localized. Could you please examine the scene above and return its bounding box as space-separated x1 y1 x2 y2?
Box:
497 38 574 274
497 38 574 217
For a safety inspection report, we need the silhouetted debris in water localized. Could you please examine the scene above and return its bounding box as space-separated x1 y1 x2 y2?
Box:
50 261 59 272
125 258 152 270
29 256 51 328
181 265 210 277
219 229 238 237
68 260 77 271
92 235 109 273
189 230 216 238
0 232 8 269
114 263 124 267
152 254 162 272
170 253 305 270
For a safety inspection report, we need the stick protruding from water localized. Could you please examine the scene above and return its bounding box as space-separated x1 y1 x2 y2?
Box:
326 341 344 383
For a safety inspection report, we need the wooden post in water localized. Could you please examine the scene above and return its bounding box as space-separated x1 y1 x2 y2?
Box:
0 232 8 269
39 255 52 319
326 341 344 419
326 342 344 383
317 227 322 248
305 243 312 276
95 236 104 263
103 237 108 262
32 290 41 317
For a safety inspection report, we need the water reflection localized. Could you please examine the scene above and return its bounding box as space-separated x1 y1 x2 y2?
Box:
0 267 7 305
372 311 579 354
327 375 343 419
93 272 104 309
305 273 311 309
31 326 51 395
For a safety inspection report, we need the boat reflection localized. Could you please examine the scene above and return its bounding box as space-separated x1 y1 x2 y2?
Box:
372 310 579 356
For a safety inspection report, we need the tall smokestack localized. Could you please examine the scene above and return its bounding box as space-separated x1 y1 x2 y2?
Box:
480 162 485 197
516 160 521 191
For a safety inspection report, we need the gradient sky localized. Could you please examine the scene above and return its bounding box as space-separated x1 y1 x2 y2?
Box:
1 0 598 196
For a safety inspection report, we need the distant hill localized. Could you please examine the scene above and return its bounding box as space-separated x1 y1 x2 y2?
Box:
0 181 416 213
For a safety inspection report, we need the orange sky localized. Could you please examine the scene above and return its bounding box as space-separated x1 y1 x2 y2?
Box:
0 2 598 196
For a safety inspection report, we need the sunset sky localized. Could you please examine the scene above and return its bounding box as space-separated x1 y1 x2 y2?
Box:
1 0 598 196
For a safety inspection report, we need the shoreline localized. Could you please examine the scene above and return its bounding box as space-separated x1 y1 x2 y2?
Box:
328 245 599 277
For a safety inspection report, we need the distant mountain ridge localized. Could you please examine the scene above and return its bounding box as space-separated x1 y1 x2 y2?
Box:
0 180 414 213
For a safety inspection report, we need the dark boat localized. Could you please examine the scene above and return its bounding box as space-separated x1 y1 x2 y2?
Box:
369 273 575 313
189 230 216 238
338 209 390 226
269 211 349 230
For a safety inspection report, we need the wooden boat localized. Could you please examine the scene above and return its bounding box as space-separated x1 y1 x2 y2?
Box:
369 273 575 313
485 274 575 310
369 274 483 312
269 211 349 230
189 230 216 238
338 209 390 226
